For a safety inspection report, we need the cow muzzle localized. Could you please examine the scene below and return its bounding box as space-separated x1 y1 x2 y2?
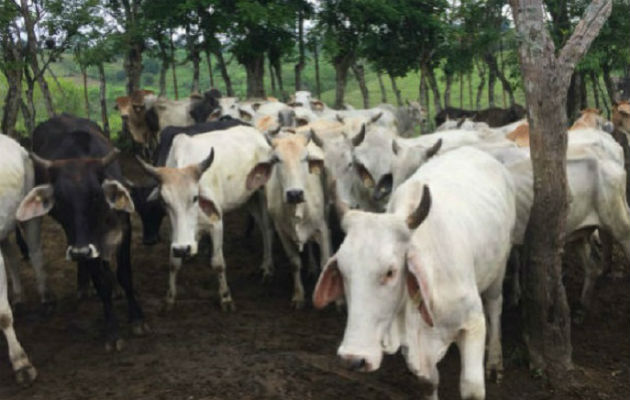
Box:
66 244 100 261
338 353 374 372
172 245 192 259
285 189 305 204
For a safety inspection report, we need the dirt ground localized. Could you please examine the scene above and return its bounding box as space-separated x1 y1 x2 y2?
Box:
0 155 628 400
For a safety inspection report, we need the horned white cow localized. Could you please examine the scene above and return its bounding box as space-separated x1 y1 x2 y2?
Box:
377 101 427 137
137 126 274 311
0 134 38 385
313 147 516 400
263 129 331 308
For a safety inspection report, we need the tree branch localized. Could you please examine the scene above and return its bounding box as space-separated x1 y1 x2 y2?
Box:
558 0 612 71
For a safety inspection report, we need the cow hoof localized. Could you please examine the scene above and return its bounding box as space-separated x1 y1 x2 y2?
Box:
220 300 236 312
105 338 125 353
131 321 152 336
291 299 305 310
486 367 503 384
112 286 124 300
261 271 274 284
15 365 37 387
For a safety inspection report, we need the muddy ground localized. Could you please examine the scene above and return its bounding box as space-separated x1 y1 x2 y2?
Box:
0 155 628 399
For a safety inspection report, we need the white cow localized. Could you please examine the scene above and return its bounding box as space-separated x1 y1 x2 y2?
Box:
263 129 330 308
0 134 38 386
137 126 274 311
313 147 516 400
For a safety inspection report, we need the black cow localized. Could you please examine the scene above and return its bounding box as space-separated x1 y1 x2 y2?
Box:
188 89 222 123
132 117 248 245
434 104 526 128
16 114 149 349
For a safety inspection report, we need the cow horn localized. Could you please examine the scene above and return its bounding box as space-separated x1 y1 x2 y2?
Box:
335 114 344 124
136 156 162 182
310 129 324 148
352 124 366 147
29 152 53 170
426 139 442 159
197 148 215 175
406 185 431 230
100 149 121 166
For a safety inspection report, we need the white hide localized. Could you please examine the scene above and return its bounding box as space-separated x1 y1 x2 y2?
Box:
319 146 516 400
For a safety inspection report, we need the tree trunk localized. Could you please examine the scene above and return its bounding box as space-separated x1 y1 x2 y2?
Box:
459 72 464 109
20 0 55 117
273 60 283 95
602 64 616 103
485 52 516 106
594 71 610 117
567 73 580 121
124 41 143 95
579 71 587 110
488 63 496 108
510 0 612 384
419 67 429 133
390 74 403 106
269 58 277 94
159 59 168 96
245 56 265 98
351 63 369 109
426 65 442 114
313 44 321 98
98 63 110 138
444 72 453 108
82 67 90 119
333 57 352 110
191 48 201 94
206 51 215 88
591 71 600 109
169 32 179 99
377 73 387 104
22 66 37 134
476 60 486 110
214 50 233 96
1 29 23 138
468 72 473 109
294 10 305 91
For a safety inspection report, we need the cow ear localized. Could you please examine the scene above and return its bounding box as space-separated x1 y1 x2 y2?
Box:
406 252 434 327
310 100 324 111
296 117 309 127
308 157 324 175
246 161 275 190
16 184 55 221
198 195 221 222
208 108 222 121
313 257 344 309
603 121 614 134
147 187 160 202
392 139 400 155
354 161 375 188
102 179 135 213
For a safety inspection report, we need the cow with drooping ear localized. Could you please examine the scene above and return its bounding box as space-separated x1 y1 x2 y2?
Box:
137 126 275 312
263 128 330 308
314 146 517 400
16 114 149 351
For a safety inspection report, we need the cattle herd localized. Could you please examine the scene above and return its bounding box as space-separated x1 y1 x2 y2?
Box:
1 88 629 399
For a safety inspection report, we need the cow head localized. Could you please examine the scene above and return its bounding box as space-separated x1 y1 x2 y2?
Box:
313 184 433 372
189 90 222 123
16 148 134 261
613 100 630 135
350 124 396 206
570 108 614 132
137 149 216 260
265 129 324 204
391 139 442 190
288 90 312 108
405 99 427 125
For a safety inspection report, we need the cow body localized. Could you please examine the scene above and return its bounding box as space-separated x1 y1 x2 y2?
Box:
435 105 525 128
264 131 330 308
17 114 148 348
314 147 516 400
0 134 37 385
138 126 274 311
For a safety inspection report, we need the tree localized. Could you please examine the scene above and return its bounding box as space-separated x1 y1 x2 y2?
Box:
509 0 612 384
292 0 313 92
225 0 295 98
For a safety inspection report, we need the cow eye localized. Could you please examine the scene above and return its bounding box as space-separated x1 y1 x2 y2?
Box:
383 268 396 281
192 195 199 203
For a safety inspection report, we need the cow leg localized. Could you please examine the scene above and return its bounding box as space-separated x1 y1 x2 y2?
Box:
164 255 183 312
77 263 92 300
456 314 487 400
507 247 521 308
0 239 23 307
209 221 235 311
0 249 36 386
246 191 274 280
276 231 304 309
574 238 602 324
305 243 318 277
85 259 121 351
483 277 504 383
21 218 54 306
116 216 149 336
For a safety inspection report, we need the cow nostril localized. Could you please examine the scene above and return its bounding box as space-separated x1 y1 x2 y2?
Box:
340 356 367 371
286 190 305 204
